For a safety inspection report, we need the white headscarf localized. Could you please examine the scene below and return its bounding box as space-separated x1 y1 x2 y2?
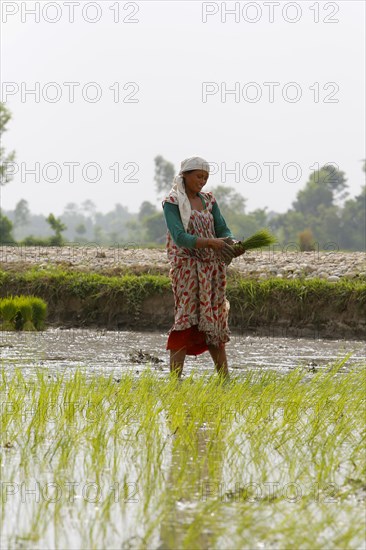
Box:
163 156 210 232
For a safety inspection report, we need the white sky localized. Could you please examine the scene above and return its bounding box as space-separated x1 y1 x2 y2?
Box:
1 0 365 216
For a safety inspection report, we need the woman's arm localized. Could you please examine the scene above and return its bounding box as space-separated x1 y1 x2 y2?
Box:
163 202 198 248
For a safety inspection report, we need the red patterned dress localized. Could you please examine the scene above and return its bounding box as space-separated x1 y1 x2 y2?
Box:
162 191 231 356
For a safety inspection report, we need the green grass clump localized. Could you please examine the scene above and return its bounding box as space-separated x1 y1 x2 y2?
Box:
1 361 365 549
0 295 47 331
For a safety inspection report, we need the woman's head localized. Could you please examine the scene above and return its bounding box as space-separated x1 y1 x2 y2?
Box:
179 156 210 175
179 156 210 195
182 169 209 194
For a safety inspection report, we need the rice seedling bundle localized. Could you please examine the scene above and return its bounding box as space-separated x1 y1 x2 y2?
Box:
0 295 47 331
223 229 277 264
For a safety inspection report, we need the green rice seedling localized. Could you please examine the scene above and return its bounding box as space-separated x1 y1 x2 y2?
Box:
29 296 47 330
0 296 47 331
223 229 277 264
0 298 17 330
15 296 35 331
241 228 278 250
1 361 365 550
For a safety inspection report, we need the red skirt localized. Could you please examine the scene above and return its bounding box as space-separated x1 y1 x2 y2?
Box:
166 325 224 356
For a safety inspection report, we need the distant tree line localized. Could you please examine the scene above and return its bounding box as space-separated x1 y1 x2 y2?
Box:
0 102 365 251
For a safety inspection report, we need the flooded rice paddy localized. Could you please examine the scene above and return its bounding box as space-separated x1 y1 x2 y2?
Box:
0 328 365 376
1 330 365 549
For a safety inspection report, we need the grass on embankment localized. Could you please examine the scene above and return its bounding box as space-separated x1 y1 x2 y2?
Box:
0 267 365 338
227 273 366 338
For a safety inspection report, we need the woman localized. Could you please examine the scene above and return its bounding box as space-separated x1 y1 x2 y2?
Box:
162 156 237 379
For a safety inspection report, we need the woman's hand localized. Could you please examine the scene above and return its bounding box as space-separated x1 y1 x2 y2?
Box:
207 238 236 261
222 237 240 247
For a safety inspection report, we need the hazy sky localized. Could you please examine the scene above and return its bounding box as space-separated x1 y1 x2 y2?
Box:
1 0 365 216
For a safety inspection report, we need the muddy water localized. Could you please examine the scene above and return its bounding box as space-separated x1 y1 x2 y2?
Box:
0 328 364 376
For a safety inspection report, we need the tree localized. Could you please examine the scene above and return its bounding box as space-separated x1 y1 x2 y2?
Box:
114 203 129 217
93 224 106 244
138 201 157 221
272 210 307 244
339 185 366 250
143 212 166 243
293 164 348 216
233 208 268 241
154 155 175 194
210 185 246 219
125 218 145 242
0 103 16 187
63 202 79 216
0 214 15 244
75 223 86 236
81 199 97 222
0 103 17 242
46 213 67 245
14 199 30 228
271 164 350 247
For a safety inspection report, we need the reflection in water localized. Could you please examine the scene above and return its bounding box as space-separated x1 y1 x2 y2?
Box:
158 402 228 550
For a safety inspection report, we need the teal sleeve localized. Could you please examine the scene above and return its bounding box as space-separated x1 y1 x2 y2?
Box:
212 201 235 238
163 203 198 248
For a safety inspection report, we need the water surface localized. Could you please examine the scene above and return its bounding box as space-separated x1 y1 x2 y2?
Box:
1 328 364 376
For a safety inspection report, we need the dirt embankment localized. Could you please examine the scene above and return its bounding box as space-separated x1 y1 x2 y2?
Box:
0 247 365 340
1 245 365 281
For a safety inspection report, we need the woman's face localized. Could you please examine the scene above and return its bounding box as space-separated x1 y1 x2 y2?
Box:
183 169 209 195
